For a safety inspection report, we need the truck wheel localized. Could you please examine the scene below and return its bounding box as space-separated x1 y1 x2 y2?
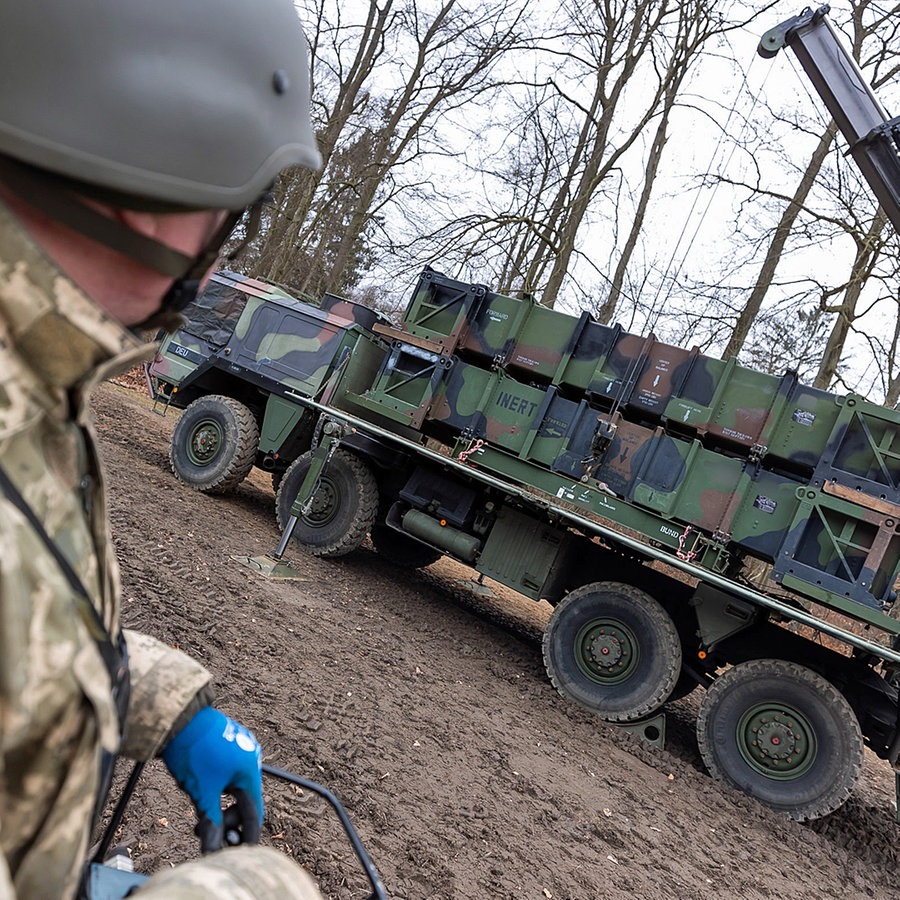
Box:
543 582 682 722
170 395 259 494
276 449 378 558
696 659 863 821
370 522 442 569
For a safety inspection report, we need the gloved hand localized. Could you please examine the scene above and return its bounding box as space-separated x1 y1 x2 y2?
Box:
161 706 264 853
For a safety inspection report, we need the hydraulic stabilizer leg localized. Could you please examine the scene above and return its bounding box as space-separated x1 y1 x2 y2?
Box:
235 418 353 579
277 419 353 555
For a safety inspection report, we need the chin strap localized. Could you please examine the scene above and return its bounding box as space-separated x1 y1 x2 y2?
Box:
151 209 244 320
0 155 254 323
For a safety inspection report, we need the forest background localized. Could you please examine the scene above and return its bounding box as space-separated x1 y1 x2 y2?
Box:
227 0 900 405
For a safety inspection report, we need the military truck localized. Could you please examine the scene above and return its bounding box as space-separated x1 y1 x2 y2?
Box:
148 270 385 493
276 263 900 821
268 10 900 821
146 10 900 820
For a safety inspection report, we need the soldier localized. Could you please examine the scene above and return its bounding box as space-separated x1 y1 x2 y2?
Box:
0 3 325 898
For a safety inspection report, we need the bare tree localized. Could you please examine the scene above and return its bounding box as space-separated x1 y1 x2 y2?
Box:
721 122 838 359
813 206 888 388
245 0 526 298
250 0 397 284
520 0 764 308
598 77 683 324
722 0 900 361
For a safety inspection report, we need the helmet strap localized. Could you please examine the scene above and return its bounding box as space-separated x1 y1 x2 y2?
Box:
0 155 244 324
152 209 243 322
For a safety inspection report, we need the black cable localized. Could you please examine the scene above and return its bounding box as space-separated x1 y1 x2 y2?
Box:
92 761 146 864
263 764 388 900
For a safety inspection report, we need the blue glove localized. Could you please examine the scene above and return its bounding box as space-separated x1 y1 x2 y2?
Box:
161 706 264 853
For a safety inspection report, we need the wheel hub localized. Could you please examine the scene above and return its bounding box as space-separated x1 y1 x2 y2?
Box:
188 421 222 465
738 704 816 779
303 479 338 525
574 619 638 685
755 719 796 761
590 632 624 667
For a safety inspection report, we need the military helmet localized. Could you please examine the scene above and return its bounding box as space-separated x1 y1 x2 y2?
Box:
0 0 321 211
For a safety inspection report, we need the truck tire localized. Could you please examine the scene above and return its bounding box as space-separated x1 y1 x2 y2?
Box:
170 395 259 494
370 522 442 569
276 449 378 558
543 582 682 722
696 659 863 821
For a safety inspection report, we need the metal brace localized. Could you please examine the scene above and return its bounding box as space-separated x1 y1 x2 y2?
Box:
748 443 768 465
758 5 826 58
273 420 352 560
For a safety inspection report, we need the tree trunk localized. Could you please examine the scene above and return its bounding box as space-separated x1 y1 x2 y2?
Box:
598 83 678 324
813 207 887 388
722 122 838 361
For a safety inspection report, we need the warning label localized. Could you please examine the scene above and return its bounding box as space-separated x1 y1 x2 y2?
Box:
791 409 816 427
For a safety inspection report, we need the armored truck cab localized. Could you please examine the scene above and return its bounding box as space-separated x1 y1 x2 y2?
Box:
149 270 383 493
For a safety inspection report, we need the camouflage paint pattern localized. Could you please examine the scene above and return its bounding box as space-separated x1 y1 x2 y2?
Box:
428 361 548 453
811 394 900 502
356 342 453 428
346 268 900 616
773 487 900 609
457 287 533 364
554 319 624 392
150 271 372 402
393 269 895 483
135 846 323 899
499 306 584 382
0 204 289 898
398 267 488 353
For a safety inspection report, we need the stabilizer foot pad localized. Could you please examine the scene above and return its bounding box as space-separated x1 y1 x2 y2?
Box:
459 578 496 597
232 555 310 580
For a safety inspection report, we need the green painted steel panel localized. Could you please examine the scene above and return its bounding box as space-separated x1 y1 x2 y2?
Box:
259 394 308 454
477 506 568 599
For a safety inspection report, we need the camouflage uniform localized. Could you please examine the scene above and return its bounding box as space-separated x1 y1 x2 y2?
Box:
0 202 321 899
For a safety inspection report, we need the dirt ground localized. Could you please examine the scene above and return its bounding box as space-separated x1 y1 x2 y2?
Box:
93 380 898 900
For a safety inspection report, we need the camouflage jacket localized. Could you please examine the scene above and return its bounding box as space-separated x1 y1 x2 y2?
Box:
0 202 212 898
